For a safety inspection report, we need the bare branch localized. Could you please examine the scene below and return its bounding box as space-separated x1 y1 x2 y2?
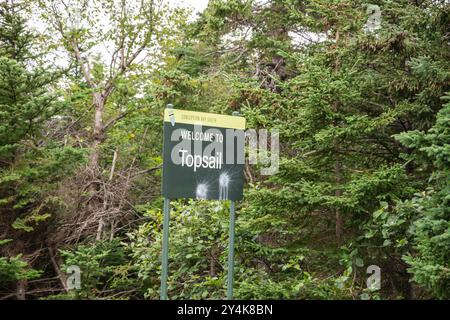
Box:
103 111 129 132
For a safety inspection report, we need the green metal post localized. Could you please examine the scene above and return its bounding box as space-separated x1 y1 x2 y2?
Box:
226 110 240 300
160 197 170 300
227 200 236 300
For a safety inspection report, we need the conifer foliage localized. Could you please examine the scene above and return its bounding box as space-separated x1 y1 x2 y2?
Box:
0 0 449 300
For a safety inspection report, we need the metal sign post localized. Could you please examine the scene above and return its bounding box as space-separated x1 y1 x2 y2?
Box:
227 200 236 300
160 197 170 300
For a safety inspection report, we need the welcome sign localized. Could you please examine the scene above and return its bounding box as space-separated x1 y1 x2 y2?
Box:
162 108 246 201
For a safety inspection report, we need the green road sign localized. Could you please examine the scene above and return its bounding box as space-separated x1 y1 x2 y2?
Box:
162 108 246 201
160 107 245 300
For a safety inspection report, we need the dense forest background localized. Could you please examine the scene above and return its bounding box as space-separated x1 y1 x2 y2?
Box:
0 0 449 300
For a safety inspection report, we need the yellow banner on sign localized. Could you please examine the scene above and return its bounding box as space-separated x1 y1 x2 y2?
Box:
164 108 246 130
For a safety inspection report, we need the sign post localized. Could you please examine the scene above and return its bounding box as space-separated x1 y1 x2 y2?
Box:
160 197 170 300
160 105 246 300
227 200 236 300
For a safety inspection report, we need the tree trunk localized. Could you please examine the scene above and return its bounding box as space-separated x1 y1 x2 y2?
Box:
209 247 217 277
88 93 105 174
333 29 343 245
87 93 105 212
334 157 343 244
48 246 68 293
16 279 27 300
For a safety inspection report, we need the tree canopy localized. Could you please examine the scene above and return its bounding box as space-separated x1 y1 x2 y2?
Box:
0 0 449 300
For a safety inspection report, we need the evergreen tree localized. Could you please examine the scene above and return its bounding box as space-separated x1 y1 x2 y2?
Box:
140 0 449 299
0 1 84 299
397 96 450 299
